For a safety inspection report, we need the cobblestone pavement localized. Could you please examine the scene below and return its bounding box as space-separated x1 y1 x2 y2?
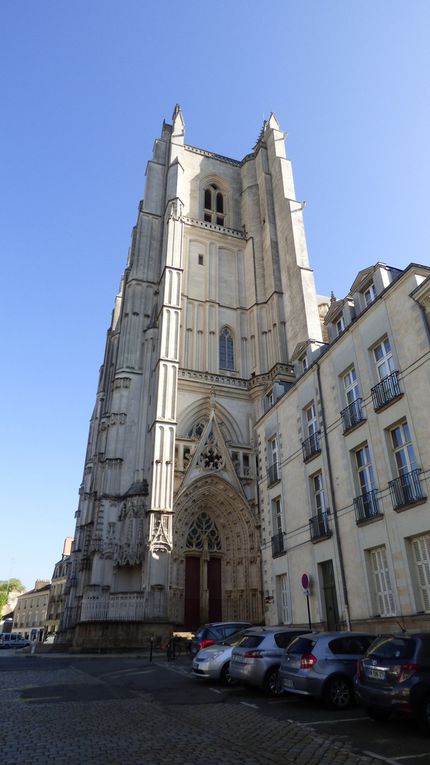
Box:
0 660 386 765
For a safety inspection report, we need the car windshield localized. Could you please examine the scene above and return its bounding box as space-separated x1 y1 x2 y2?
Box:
286 636 316 654
236 634 264 649
367 637 416 661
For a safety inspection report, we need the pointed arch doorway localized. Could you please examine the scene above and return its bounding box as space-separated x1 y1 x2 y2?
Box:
184 512 222 630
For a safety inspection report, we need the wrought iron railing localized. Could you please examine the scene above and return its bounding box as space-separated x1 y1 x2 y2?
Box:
302 431 321 461
340 398 365 433
389 468 426 510
309 511 331 541
268 461 280 485
371 371 401 410
271 531 287 557
353 489 381 522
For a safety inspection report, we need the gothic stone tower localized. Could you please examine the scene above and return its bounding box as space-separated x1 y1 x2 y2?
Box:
61 106 322 647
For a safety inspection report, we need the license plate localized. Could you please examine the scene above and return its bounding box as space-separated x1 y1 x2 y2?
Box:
367 667 385 680
283 678 294 689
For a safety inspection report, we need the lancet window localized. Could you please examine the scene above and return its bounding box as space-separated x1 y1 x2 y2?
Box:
219 327 234 370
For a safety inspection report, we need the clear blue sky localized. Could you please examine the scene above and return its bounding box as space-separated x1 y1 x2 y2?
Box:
1 1 429 590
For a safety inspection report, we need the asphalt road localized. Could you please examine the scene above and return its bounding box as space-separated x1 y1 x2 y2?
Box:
1 650 430 765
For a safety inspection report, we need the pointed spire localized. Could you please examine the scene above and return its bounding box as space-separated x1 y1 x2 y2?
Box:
172 103 185 134
268 112 281 130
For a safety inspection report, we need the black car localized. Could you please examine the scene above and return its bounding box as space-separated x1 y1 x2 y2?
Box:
355 632 430 731
190 621 252 656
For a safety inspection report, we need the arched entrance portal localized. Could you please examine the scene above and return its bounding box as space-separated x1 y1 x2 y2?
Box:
184 512 222 629
170 475 263 630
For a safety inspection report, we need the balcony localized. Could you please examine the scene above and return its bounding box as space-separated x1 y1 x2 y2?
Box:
353 489 382 523
309 511 331 542
268 461 280 486
389 469 426 511
271 531 287 557
371 371 402 411
302 431 321 462
341 398 365 433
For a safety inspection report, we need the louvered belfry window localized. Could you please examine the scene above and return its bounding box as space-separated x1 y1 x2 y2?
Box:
203 184 225 226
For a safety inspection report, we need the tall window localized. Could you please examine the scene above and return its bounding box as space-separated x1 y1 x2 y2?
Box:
268 436 279 484
355 444 376 495
305 402 318 437
368 546 396 616
276 574 290 624
203 184 225 226
343 367 360 404
390 421 417 476
374 337 394 381
411 534 430 613
219 327 234 370
311 472 326 515
271 497 284 536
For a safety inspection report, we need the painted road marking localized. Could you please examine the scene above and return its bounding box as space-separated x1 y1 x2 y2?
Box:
240 701 259 709
310 716 368 725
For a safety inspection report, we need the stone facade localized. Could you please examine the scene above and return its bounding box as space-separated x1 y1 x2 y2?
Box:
13 580 51 641
257 262 430 634
61 107 323 646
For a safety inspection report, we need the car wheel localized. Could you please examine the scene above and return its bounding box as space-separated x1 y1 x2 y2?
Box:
220 662 236 687
264 667 283 697
366 706 391 722
417 695 430 734
323 676 353 709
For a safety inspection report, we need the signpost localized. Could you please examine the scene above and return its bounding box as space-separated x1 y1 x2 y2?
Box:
301 573 312 630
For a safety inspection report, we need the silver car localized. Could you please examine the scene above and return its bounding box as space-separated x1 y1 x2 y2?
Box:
192 629 249 685
230 627 310 696
279 631 375 709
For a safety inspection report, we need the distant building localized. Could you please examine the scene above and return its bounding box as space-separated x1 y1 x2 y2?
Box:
13 580 51 641
45 538 73 638
257 262 430 632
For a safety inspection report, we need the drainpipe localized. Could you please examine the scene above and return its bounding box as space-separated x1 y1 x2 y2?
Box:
315 361 351 631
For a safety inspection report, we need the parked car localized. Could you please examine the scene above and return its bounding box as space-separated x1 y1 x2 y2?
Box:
192 628 250 685
355 632 430 731
230 626 310 696
0 632 30 649
190 622 252 657
279 631 375 709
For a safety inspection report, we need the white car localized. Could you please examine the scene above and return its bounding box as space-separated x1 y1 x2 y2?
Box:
192 629 249 685
0 632 30 649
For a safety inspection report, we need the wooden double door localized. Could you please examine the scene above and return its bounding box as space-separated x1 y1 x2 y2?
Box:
184 555 222 630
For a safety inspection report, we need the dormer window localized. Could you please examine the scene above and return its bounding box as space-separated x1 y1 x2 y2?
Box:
364 283 377 306
204 184 225 226
301 356 308 372
335 316 345 336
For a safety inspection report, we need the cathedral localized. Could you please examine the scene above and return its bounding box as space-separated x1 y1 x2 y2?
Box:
61 106 325 647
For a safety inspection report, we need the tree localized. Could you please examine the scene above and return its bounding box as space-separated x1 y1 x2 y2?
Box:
0 579 25 614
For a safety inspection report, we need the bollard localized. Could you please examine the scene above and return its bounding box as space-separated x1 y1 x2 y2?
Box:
149 636 153 662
